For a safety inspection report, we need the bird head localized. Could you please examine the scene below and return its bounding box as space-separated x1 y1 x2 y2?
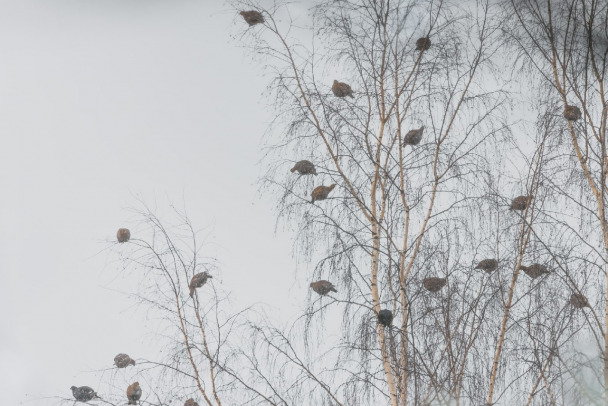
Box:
70 386 77 391
333 80 338 85
129 358 136 366
328 184 337 191
204 271 213 278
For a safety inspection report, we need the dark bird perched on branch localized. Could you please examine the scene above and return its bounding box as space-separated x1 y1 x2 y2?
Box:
570 293 590 309
189 272 212 297
564 105 581 121
519 263 549 279
475 259 498 273
415 37 431 51
423 277 447 292
127 382 142 405
240 10 264 26
114 353 135 368
310 280 337 296
403 126 424 146
291 160 317 175
70 386 99 402
184 399 200 406
332 80 354 98
377 309 393 327
509 195 532 211
311 184 336 203
117 228 131 243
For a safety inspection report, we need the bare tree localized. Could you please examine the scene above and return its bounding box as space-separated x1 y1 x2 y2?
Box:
232 0 513 405
497 0 608 403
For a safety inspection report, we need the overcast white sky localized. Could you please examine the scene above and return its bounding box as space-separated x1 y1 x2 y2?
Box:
0 1 309 404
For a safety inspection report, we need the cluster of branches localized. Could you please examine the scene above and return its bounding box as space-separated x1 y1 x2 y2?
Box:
62 0 608 405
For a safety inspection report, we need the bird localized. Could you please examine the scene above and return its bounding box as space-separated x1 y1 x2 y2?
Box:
70 386 99 402
423 277 447 293
403 126 424 146
310 280 337 296
564 105 581 121
570 293 590 309
509 195 532 211
332 80 354 98
378 309 393 327
189 271 212 297
114 353 136 368
127 382 142 405
291 160 317 175
519 263 549 279
475 259 498 273
415 37 431 51
240 10 264 26
184 399 200 406
117 228 131 243
311 184 336 203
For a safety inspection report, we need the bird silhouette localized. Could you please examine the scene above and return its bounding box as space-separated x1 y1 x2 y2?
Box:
564 105 581 121
291 160 317 175
189 272 212 297
127 382 142 405
240 10 264 26
70 386 99 402
415 37 431 51
378 309 393 327
332 80 354 98
475 259 498 273
509 195 532 211
519 263 549 279
570 293 590 309
403 126 424 146
117 228 131 243
423 277 447 292
310 280 337 296
114 353 135 368
311 184 336 203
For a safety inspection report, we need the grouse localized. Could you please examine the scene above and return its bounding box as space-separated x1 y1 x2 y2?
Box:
291 160 317 175
570 293 590 309
415 37 431 51
403 126 424 146
311 184 336 203
189 272 212 297
378 309 394 327
509 195 532 211
127 382 142 405
310 280 337 296
332 80 354 98
240 10 264 26
184 399 200 406
114 353 135 368
117 228 131 243
519 263 549 279
564 105 581 121
70 386 99 402
423 277 447 293
474 259 498 273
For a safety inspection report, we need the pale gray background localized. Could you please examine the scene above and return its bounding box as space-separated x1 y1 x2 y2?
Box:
0 1 306 404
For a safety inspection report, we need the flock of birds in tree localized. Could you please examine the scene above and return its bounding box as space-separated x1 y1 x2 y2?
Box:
236 10 589 326
68 11 588 405
70 227 207 405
